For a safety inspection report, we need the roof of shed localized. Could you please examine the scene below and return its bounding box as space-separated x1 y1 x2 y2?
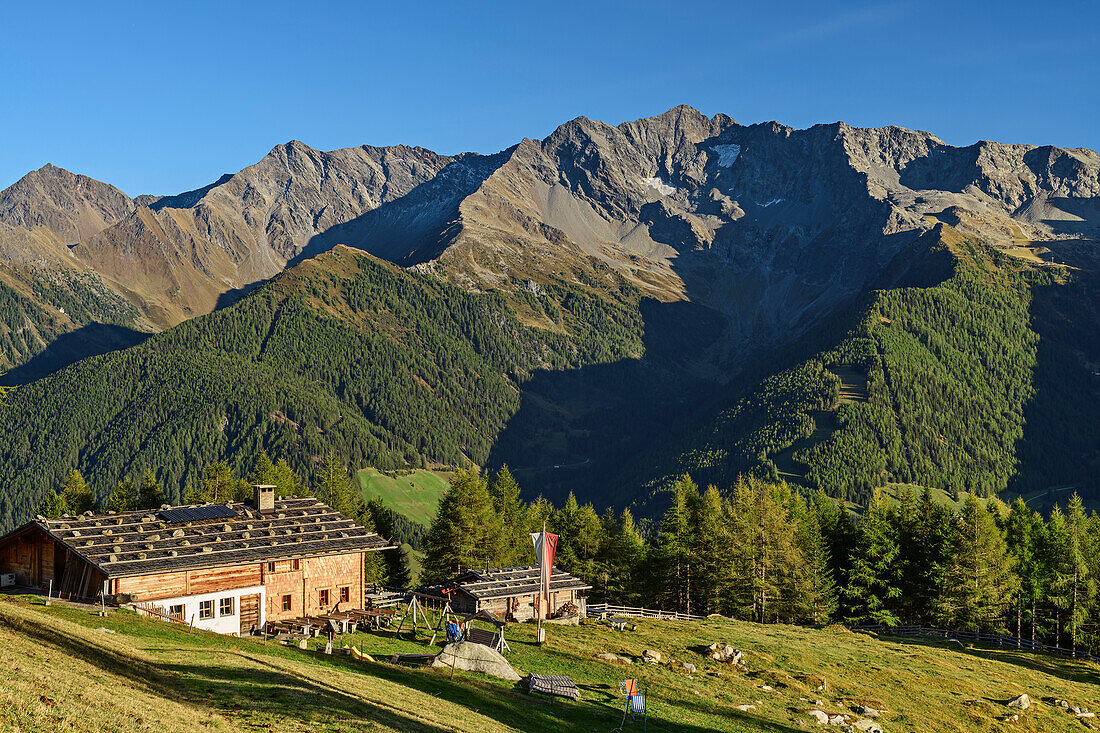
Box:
26 498 390 578
427 565 591 600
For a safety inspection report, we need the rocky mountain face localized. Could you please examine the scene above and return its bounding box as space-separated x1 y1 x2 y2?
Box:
1 106 1097 377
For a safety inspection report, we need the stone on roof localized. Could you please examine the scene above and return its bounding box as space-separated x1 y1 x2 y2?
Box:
32 498 389 577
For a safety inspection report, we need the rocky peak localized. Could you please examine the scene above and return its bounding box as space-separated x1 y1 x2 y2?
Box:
0 163 135 243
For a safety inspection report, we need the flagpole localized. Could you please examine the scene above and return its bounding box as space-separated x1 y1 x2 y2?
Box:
537 521 545 644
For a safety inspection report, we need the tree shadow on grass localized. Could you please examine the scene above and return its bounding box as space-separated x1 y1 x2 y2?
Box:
10 614 454 732
873 633 1100 687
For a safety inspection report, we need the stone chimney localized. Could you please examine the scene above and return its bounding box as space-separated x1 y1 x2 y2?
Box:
253 484 276 515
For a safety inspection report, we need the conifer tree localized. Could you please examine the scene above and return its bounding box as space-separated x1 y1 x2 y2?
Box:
1005 498 1046 642
200 462 238 504
728 477 804 623
272 458 308 497
137 470 165 509
60 469 95 515
650 476 696 613
248 450 277 486
37 490 68 518
601 508 646 605
935 495 1017 632
421 468 502 583
314 452 361 520
105 477 137 513
490 465 528 566
842 494 902 625
689 485 733 615
1049 495 1097 651
797 509 839 624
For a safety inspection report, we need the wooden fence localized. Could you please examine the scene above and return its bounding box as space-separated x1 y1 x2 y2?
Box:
855 624 1098 662
587 603 706 622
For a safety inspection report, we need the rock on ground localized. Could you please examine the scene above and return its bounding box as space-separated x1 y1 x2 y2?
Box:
808 710 829 725
1006 694 1031 710
643 649 662 663
432 642 520 681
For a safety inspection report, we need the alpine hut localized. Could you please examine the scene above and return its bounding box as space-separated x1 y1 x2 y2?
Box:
0 485 391 635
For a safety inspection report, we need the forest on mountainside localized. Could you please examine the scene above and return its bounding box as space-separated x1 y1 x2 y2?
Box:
2 229 1097 534
0 249 643 533
659 234 1100 507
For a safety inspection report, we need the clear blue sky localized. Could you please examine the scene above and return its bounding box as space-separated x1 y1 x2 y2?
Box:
3 1 1097 196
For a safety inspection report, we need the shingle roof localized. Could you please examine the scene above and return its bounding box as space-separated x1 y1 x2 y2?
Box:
444 565 590 600
34 498 390 578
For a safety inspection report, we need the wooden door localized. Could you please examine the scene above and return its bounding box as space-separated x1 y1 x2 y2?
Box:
239 593 261 635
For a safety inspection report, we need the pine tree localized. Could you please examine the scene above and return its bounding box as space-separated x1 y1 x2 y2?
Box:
60 469 94 515
137 470 165 510
248 450 277 487
314 452 361 520
797 509 839 624
105 478 137 513
272 458 308 497
1005 498 1045 642
421 469 502 583
650 476 696 613
490 465 528 566
842 494 902 625
601 508 646 605
37 490 68 518
728 477 804 623
689 485 733 615
1049 495 1097 651
899 487 950 623
935 495 1017 632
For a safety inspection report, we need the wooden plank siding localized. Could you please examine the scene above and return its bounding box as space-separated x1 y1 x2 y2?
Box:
0 526 59 590
114 564 262 602
264 552 364 623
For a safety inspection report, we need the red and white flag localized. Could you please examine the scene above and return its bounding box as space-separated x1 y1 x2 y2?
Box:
530 530 559 613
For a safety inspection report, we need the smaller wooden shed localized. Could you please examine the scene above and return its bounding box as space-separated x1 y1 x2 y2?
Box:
418 565 590 621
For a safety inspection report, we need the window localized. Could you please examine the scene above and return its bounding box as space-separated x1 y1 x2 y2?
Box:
168 604 184 620
292 559 300 571
282 594 292 611
319 589 330 607
220 597 235 617
199 600 214 620
267 562 275 572
340 586 350 603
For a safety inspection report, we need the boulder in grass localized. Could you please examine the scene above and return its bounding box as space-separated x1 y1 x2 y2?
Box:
1006 694 1031 710
432 642 520 682
643 649 662 663
808 709 829 725
853 719 884 733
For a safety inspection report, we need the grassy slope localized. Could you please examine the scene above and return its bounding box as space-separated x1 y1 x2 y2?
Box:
3 595 1099 733
356 468 451 527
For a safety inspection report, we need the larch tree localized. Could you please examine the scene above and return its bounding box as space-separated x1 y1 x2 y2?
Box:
650 476 696 613
842 494 902 626
935 495 1017 632
105 477 137 513
60 469 95 515
490 465 529 566
137 470 165 510
1004 497 1046 642
421 468 502 583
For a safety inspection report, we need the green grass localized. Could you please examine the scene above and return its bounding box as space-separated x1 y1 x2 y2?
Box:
4 594 1100 732
355 467 451 526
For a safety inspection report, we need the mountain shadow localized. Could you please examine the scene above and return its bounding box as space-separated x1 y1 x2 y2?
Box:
2 322 149 385
1010 240 1100 507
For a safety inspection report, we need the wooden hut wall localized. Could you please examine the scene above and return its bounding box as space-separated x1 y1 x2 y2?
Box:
264 551 364 623
114 563 263 602
0 527 57 589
